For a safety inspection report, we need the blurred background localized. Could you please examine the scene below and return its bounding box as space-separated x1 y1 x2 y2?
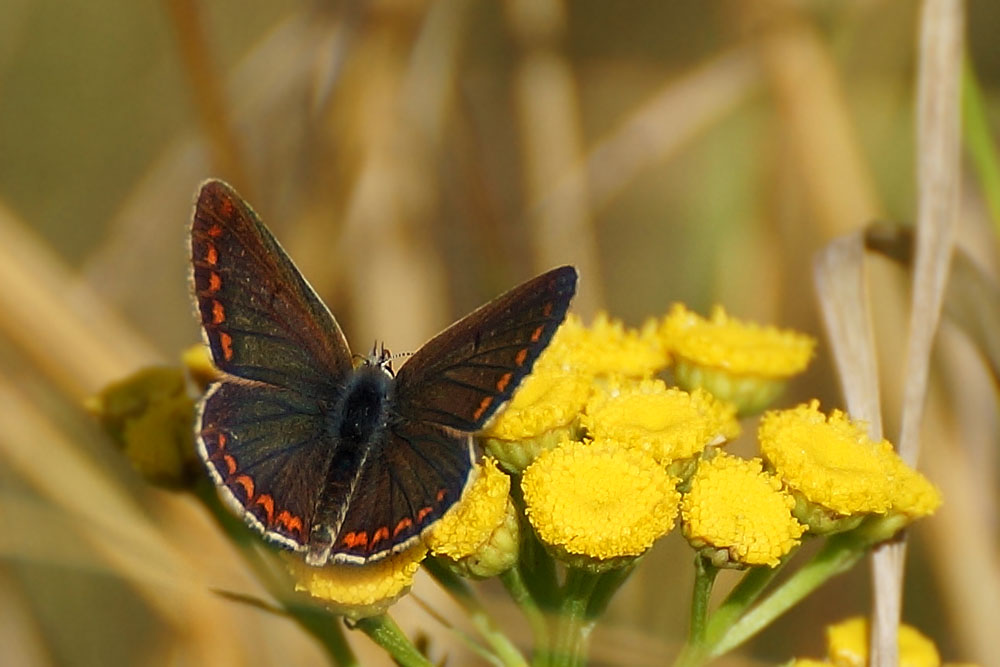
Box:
0 0 996 665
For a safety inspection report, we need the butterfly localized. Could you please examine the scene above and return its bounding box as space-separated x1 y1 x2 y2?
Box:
190 180 577 565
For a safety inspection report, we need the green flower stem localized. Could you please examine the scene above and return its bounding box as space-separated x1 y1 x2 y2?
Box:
671 556 720 667
500 564 551 661
354 614 435 667
510 485 560 610
689 557 718 645
707 533 867 658
195 482 359 666
585 559 637 620
550 567 601 667
703 561 783 646
962 56 1000 232
424 558 528 667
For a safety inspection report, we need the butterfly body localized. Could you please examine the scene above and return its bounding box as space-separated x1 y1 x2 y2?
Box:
191 180 576 565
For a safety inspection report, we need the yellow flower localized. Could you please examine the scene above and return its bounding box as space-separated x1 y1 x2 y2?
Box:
659 304 815 415
758 402 941 533
583 379 739 475
681 453 805 568
88 366 199 487
285 543 427 619
824 616 941 667
543 312 668 377
425 458 519 578
521 438 680 571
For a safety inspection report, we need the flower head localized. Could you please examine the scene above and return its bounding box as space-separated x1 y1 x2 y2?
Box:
583 379 739 474
681 453 805 567
542 312 668 378
659 304 815 415
285 544 427 619
426 458 519 578
521 438 680 570
759 402 941 533
87 366 199 487
825 616 940 667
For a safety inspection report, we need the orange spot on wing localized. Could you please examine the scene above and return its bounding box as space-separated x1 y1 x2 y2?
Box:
473 396 493 421
233 474 255 500
207 224 223 238
416 506 433 522
543 301 553 317
343 531 368 549
208 272 222 293
223 454 237 475
436 488 447 503
496 372 513 392
205 243 218 265
530 325 544 342
393 518 413 537
219 197 234 216
219 332 234 361
208 431 227 457
211 300 225 324
370 526 390 548
515 348 528 366
255 494 275 523
277 510 303 536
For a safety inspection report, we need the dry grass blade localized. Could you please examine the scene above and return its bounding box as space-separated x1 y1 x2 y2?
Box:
902 0 965 465
872 1 964 665
812 233 883 433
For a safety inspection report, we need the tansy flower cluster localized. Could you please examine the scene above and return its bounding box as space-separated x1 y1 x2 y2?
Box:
92 303 944 666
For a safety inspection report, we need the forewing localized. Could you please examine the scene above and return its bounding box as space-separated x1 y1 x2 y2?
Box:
191 180 352 394
322 421 475 564
197 382 333 550
394 266 577 432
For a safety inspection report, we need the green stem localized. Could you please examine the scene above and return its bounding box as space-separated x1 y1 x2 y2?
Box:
707 533 867 658
550 568 600 667
585 560 637 621
689 556 718 646
500 564 551 662
962 55 1000 233
704 562 783 646
672 556 720 667
424 558 528 667
511 487 560 610
354 614 435 667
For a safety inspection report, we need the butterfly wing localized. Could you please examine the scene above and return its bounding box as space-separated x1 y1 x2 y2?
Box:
394 265 578 432
191 180 352 394
197 382 334 550
320 422 475 563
